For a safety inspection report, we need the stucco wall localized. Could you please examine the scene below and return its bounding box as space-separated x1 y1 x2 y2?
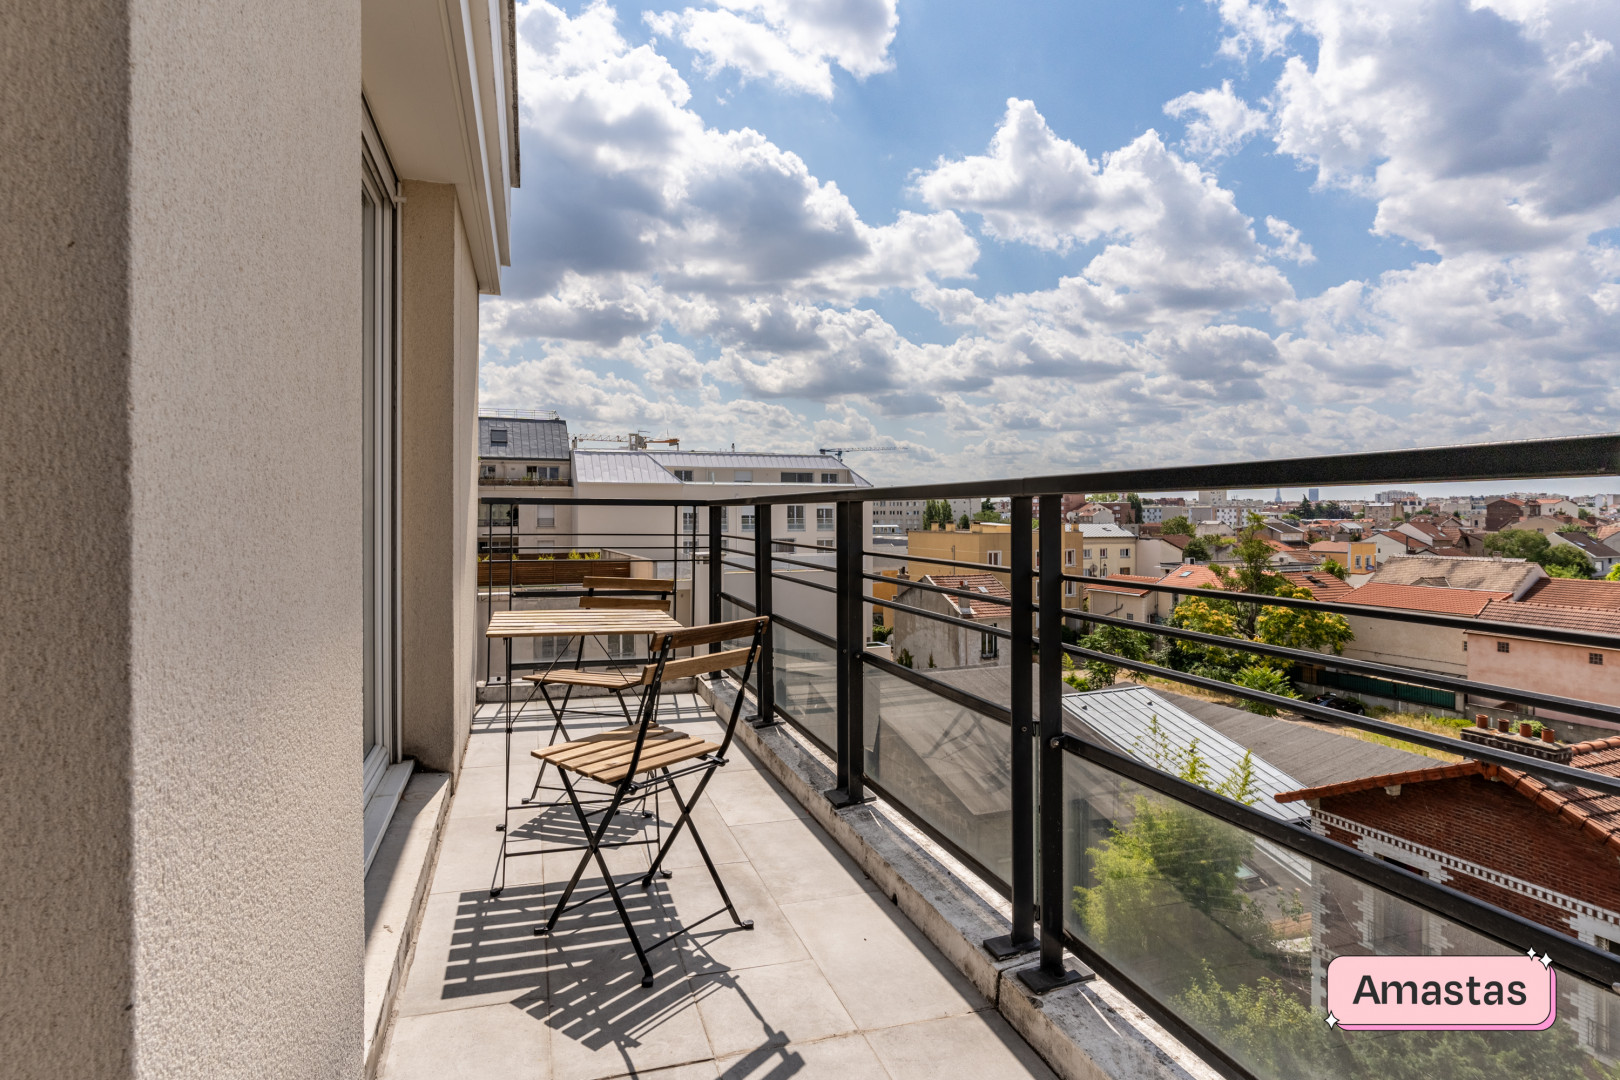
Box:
400 180 478 776
1341 614 1468 677
1 3 136 1077
1466 633 1620 724
124 1 364 1076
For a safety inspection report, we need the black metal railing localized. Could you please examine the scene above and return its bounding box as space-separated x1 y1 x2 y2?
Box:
480 432 1620 1080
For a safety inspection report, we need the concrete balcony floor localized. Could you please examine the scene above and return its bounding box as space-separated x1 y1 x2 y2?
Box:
379 693 1056 1080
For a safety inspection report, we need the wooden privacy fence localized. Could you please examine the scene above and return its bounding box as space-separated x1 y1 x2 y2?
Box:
477 557 632 589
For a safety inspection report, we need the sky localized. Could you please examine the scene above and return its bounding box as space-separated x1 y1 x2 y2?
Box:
477 0 1620 494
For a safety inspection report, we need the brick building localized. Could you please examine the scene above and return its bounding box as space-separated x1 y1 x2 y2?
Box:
1276 736 1620 1055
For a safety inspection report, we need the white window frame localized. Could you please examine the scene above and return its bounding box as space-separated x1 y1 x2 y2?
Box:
361 104 403 827
741 509 756 533
786 505 807 531
816 507 834 531
986 551 1002 566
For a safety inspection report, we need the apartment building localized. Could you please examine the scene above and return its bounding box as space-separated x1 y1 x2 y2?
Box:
477 413 571 549
6 2 516 1074
891 574 1012 669
907 522 1137 604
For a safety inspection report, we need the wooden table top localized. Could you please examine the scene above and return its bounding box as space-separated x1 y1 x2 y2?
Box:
485 608 685 639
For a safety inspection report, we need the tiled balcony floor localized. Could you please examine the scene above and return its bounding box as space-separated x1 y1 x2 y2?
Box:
379 693 1056 1080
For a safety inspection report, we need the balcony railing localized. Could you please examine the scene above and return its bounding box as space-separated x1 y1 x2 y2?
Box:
478 432 1620 1080
477 474 570 486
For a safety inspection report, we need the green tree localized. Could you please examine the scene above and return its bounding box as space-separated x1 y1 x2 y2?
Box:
1484 528 1592 577
1182 535 1213 562
1321 557 1348 580
973 498 1000 522
1127 492 1144 521
1296 497 1314 518
1162 514 1195 536
957 513 970 529
1230 664 1300 715
1608 563 1620 582
1254 581 1353 656
1207 514 1289 637
1073 624 1154 688
1579 507 1595 521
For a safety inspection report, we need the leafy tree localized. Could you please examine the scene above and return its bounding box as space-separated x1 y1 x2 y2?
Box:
1127 492 1144 521
973 498 1000 522
1321 557 1348 580
1162 514 1195 536
1230 664 1301 715
1608 563 1620 582
1579 507 1594 521
1295 497 1314 518
1207 514 1289 636
1484 528 1592 577
957 513 970 529
1182 535 1213 562
1281 513 1301 523
1072 624 1154 688
1254 581 1353 656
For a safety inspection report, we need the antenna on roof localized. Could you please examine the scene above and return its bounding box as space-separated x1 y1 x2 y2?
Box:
818 445 906 461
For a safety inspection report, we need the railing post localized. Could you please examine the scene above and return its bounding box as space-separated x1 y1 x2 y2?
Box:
708 504 723 667
1019 501 1091 992
751 505 776 725
827 498 868 807
986 495 1038 959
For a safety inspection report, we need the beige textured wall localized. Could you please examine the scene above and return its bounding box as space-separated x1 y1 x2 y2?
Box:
0 3 136 1077
124 1 365 1076
400 181 477 776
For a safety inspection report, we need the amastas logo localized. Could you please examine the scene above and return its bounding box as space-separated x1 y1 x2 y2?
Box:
1325 953 1556 1031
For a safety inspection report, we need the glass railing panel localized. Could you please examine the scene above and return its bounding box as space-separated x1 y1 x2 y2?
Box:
1060 751 1620 1079
863 666 1012 888
771 623 836 749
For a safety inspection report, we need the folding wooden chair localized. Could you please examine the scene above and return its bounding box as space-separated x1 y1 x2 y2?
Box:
524 575 676 729
530 616 768 988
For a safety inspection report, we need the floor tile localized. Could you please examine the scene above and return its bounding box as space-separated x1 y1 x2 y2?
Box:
728 818 875 907
715 1033 892 1080
690 960 856 1058
542 949 714 1080
380 1003 549 1080
864 1012 1056 1080
781 892 985 1031
396 889 550 1017
663 861 809 975
702 767 810 828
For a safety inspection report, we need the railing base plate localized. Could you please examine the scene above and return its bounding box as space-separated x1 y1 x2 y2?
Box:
823 786 872 809
1015 961 1094 994
983 933 1039 961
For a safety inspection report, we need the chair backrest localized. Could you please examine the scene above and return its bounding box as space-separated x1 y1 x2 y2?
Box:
638 646 756 683
660 616 769 651
580 575 675 614
582 575 674 593
578 596 671 610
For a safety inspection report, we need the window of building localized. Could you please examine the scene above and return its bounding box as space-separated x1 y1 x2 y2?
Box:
1064 548 1075 566
534 504 555 528
481 463 496 477
1119 567 1129 575
1120 548 1130 558
817 539 834 548
673 469 694 481
735 470 752 483
1593 653 1605 666
478 502 516 527
1126 613 1135 621
817 507 834 530
682 510 697 532
782 472 814 483
741 510 755 533
1354 555 1363 568
1064 580 1075 597
1498 641 1510 653
1084 548 1092 559
986 551 1002 566
361 112 401 825
489 428 507 445
980 632 999 660
787 505 806 531
820 472 840 484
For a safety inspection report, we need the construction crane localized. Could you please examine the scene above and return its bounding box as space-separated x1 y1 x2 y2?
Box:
571 432 680 450
818 445 905 461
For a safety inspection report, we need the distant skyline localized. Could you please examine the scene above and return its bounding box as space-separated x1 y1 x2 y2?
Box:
479 0 1620 488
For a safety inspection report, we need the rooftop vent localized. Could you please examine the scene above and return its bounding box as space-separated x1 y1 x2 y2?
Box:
490 428 509 445
1460 725 1572 765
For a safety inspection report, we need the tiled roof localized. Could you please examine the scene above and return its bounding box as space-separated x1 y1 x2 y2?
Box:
1281 571 1356 602
1368 554 1542 594
1276 739 1620 855
479 416 570 460
1475 600 1620 636
1085 580 1151 597
1337 582 1511 616
1520 578 1620 611
1157 564 1224 591
1554 530 1619 556
916 574 1011 620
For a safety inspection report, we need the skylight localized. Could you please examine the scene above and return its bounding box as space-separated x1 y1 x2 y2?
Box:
490 428 508 445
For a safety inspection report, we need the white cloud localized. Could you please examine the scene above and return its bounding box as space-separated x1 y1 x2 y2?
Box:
1209 0 1294 60
1164 80 1270 158
646 0 898 99
1264 216 1316 264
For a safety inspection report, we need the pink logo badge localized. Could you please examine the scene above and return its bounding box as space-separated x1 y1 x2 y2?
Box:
1325 953 1556 1031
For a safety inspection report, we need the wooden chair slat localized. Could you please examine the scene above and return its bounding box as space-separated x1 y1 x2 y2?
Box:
582 575 674 592
663 616 769 651
522 669 643 689
579 597 670 610
646 646 754 683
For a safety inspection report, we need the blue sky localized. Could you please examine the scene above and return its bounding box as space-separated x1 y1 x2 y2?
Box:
480 0 1620 491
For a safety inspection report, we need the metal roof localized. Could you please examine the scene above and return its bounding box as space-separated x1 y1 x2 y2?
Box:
645 451 871 486
571 450 681 485
478 416 570 460
1063 685 1311 823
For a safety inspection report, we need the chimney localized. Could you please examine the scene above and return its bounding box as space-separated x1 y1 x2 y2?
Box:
1462 722 1572 764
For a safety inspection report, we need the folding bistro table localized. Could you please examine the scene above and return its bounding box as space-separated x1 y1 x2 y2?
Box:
484 608 684 895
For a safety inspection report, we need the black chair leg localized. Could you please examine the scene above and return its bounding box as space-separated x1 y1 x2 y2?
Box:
642 772 751 930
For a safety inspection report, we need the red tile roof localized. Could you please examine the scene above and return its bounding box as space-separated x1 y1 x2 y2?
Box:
1475 599 1620 636
1157 564 1224 591
1277 738 1620 855
1281 571 1356 602
1337 582 1511 616
916 574 1011 620
1520 578 1620 611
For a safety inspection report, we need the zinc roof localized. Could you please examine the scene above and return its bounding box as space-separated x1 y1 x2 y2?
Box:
478 416 570 460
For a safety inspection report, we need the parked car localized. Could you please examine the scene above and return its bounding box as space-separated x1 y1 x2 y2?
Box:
1309 693 1366 715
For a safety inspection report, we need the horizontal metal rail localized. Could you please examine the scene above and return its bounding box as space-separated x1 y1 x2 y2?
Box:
1061 571 1620 649
1056 638 1620 798
869 548 1010 576
1068 605 1620 725
861 651 1014 725
864 570 1013 611
1057 730 1620 991
873 593 1014 641
709 432 1620 505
